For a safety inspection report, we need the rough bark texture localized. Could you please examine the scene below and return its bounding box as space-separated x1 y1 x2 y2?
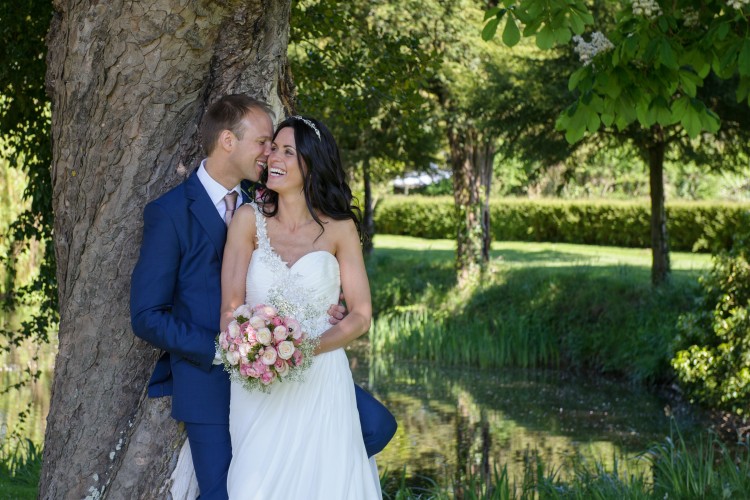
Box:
648 126 670 286
362 157 374 255
448 125 493 287
41 0 293 497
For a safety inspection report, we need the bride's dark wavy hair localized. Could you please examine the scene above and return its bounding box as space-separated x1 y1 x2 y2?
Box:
259 116 362 241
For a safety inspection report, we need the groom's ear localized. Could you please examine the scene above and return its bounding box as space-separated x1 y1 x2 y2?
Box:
217 129 235 153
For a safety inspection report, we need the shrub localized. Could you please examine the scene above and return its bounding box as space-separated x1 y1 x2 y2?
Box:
672 211 750 413
374 196 750 252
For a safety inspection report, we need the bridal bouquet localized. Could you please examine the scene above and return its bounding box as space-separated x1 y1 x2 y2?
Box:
217 303 316 393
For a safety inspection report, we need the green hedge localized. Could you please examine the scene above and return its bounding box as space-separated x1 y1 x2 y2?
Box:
374 196 750 252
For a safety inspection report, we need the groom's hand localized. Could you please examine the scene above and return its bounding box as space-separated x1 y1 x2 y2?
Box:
327 292 347 324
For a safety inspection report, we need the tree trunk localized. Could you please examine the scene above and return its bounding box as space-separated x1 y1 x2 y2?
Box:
648 126 670 286
41 1 293 498
362 157 375 255
477 142 494 263
448 125 491 287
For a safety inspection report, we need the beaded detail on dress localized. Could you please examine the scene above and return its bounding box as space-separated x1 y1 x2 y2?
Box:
246 202 336 338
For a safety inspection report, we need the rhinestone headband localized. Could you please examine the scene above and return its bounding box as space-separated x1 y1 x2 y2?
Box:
291 115 321 141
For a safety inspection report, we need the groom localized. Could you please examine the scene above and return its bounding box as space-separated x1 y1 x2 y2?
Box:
130 94 396 499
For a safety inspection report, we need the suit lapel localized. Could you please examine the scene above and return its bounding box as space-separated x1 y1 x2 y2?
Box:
186 171 227 261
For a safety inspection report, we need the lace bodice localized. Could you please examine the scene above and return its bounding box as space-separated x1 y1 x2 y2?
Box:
245 203 341 338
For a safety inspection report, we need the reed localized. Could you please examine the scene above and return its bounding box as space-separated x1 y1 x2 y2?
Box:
381 429 750 499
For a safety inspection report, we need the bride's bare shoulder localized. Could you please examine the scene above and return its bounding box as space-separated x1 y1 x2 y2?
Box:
229 203 259 231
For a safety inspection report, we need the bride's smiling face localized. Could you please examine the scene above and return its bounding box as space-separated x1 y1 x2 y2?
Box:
266 126 305 194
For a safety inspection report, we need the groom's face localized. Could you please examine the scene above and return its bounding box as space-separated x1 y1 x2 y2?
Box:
230 108 273 183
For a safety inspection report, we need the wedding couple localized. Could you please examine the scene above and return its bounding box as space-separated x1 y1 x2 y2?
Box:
130 94 396 499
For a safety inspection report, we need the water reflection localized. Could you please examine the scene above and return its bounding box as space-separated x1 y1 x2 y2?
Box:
1 330 698 489
349 345 697 485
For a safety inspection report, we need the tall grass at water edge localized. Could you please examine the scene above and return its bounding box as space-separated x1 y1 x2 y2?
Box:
0 438 41 500
380 427 750 499
368 236 709 383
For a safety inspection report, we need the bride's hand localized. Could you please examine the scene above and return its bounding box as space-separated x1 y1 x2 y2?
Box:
327 292 347 324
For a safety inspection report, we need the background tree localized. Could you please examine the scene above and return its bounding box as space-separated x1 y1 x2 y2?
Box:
485 0 750 285
288 0 439 253
0 0 56 352
39 1 293 497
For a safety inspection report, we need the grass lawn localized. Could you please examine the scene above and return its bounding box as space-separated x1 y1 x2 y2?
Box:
368 235 713 382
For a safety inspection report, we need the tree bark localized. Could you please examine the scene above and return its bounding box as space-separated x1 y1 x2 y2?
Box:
448 124 492 287
362 157 375 255
648 126 670 286
41 1 293 498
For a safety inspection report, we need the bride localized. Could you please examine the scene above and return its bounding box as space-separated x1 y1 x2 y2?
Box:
219 115 381 498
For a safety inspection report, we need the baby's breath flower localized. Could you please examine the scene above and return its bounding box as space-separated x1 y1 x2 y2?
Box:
728 0 749 10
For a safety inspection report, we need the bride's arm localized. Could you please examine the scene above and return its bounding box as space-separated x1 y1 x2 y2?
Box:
316 219 372 355
220 205 257 332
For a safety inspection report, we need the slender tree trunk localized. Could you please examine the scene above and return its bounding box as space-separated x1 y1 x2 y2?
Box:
648 126 670 286
448 125 491 286
477 142 494 263
41 1 293 498
362 157 375 255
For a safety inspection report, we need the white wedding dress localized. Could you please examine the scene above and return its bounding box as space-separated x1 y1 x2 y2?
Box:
226 204 381 499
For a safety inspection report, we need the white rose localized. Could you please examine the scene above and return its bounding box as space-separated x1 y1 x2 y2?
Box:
256 327 272 345
261 346 277 365
227 321 241 339
273 325 288 342
226 350 240 366
238 342 251 358
249 316 266 330
277 341 295 360
233 304 252 320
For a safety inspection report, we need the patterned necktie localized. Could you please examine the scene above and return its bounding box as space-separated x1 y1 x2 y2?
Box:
223 191 239 226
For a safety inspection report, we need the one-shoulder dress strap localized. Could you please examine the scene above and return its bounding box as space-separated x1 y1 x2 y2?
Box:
251 202 271 252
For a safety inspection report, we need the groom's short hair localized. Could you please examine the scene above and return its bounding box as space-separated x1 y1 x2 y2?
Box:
200 94 272 155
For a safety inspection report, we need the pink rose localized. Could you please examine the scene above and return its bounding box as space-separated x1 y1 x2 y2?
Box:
254 304 278 320
256 327 272 345
285 318 302 340
273 325 288 342
260 370 276 385
277 341 295 360
272 316 283 327
274 358 289 377
252 359 267 374
261 346 277 365
219 332 229 350
291 348 303 366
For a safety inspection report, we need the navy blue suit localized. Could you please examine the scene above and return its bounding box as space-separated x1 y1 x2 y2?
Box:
131 171 396 499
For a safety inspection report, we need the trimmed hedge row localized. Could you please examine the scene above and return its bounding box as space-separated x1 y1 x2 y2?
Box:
374 196 750 252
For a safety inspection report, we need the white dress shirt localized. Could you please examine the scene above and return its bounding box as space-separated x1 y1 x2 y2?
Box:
196 160 241 219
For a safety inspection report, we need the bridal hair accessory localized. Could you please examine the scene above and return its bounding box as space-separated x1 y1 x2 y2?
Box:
291 115 321 141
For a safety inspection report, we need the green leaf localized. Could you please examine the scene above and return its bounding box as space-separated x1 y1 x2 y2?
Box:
483 7 502 21
535 24 554 50
565 125 586 144
552 26 571 45
682 50 710 78
679 69 701 98
568 67 587 92
502 16 521 47
658 39 678 70
737 77 750 104
482 18 500 41
601 113 614 127
586 111 601 132
700 108 720 134
739 39 750 77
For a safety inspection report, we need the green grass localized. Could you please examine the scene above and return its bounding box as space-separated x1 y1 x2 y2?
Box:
0 438 41 500
368 236 711 383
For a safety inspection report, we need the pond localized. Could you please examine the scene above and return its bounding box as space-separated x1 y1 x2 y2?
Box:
1 327 697 487
346 341 698 486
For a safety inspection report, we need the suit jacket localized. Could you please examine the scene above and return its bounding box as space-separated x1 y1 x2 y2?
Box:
130 170 253 424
